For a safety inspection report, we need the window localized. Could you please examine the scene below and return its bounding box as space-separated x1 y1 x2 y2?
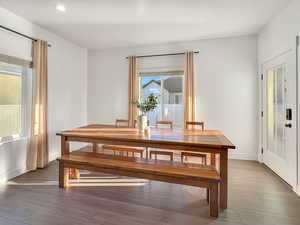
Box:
0 60 31 142
139 72 184 127
266 65 286 158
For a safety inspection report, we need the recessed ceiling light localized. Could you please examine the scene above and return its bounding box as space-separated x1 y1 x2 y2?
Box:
56 4 66 12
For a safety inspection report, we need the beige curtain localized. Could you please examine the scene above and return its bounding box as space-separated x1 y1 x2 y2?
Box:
27 40 49 170
184 52 196 124
128 56 138 127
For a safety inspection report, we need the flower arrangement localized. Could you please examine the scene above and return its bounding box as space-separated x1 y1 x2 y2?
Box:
132 94 158 115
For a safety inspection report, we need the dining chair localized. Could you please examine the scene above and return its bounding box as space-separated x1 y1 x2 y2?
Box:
93 118 131 152
149 120 174 159
155 120 173 128
98 119 143 155
102 145 144 158
184 121 216 167
180 151 210 202
181 152 207 165
115 119 137 128
185 121 204 130
149 150 174 161
181 121 209 202
115 119 130 127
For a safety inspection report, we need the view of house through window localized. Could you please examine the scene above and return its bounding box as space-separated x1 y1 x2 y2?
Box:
140 74 184 127
0 62 23 139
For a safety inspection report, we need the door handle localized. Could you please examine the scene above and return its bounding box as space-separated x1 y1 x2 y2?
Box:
286 108 292 120
285 123 292 128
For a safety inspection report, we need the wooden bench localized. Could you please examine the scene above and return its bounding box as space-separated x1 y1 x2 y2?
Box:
58 150 220 217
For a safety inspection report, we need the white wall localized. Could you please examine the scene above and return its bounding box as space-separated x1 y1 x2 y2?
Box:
258 0 300 195
0 7 87 181
88 35 258 160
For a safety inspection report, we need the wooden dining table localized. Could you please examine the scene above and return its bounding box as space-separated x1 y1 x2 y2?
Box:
57 124 235 209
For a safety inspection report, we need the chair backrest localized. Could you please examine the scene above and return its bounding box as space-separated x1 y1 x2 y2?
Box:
181 152 207 165
156 120 173 128
115 119 129 127
102 145 143 158
185 121 204 130
150 150 173 161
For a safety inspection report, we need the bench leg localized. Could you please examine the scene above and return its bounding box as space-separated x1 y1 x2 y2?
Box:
70 168 80 179
59 161 69 188
209 183 219 217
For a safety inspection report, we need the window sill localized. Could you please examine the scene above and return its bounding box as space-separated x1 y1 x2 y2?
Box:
0 136 27 146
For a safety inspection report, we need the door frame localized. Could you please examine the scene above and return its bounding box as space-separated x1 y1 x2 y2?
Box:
259 37 299 194
296 36 300 195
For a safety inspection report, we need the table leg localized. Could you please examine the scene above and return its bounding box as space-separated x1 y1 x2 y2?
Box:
219 149 228 209
59 161 69 188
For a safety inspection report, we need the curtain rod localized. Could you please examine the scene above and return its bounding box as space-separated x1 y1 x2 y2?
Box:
126 51 199 59
0 25 52 47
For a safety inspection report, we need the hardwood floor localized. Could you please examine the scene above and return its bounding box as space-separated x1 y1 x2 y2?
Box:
0 160 300 225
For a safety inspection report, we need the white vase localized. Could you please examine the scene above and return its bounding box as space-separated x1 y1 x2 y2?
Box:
137 115 147 133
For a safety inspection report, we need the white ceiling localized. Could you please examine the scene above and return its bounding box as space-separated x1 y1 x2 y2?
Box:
0 0 291 50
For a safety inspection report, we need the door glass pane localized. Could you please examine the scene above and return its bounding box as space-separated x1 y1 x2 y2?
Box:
140 75 184 127
267 65 286 158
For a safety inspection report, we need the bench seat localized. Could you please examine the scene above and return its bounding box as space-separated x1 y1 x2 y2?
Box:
58 150 220 217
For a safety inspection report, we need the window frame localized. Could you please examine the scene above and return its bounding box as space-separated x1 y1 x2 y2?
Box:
0 58 32 144
138 71 185 127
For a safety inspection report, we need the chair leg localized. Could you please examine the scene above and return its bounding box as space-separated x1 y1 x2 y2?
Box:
92 143 98 152
211 153 216 167
209 183 219 217
70 168 80 179
59 161 69 188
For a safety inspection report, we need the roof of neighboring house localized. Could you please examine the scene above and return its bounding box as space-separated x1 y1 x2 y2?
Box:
142 77 182 93
164 77 182 93
142 80 161 89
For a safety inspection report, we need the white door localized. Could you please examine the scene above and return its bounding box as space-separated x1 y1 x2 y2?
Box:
261 49 297 187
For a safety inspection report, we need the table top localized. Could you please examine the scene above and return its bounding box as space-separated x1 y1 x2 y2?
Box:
57 124 235 150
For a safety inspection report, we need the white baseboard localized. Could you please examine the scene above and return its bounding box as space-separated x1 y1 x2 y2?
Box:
229 152 258 161
0 149 85 183
0 154 60 183
0 154 59 183
49 152 60 162
0 167 28 183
